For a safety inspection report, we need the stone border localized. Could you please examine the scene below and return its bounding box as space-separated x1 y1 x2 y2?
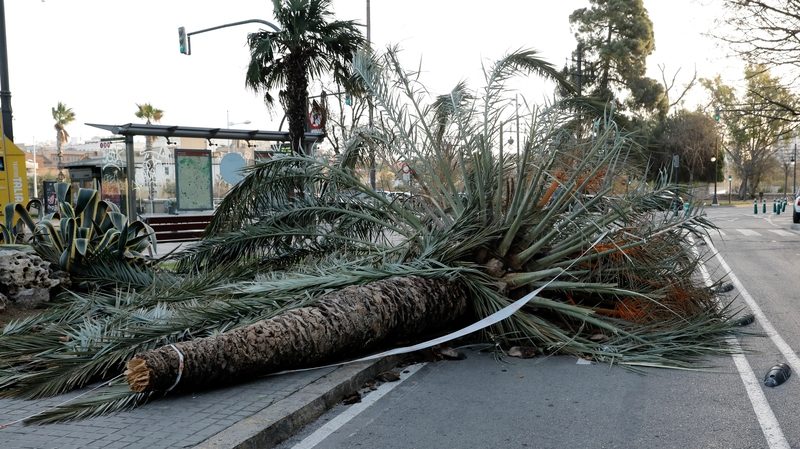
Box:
193 356 400 449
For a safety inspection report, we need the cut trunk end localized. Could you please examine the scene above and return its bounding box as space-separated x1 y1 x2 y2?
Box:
126 358 151 393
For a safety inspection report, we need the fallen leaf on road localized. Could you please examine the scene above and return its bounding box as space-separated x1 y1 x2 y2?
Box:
507 346 537 358
342 392 362 404
377 371 401 382
435 346 467 360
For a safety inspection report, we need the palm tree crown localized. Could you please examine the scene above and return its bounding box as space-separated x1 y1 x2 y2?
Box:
246 0 365 154
52 102 75 181
135 103 164 124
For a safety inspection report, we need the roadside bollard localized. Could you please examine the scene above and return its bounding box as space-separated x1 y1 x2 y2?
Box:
777 202 782 215
754 199 758 214
783 199 787 212
773 199 777 213
683 201 690 217
763 200 767 214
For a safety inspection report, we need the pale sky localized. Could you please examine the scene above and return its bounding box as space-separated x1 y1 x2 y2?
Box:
5 0 739 147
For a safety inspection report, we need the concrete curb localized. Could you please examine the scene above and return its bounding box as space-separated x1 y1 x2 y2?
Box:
193 356 401 449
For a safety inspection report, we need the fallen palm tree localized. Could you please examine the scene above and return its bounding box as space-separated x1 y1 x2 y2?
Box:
0 48 740 423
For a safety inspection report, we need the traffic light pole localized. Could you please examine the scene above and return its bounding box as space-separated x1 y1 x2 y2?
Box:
0 0 13 141
179 19 280 56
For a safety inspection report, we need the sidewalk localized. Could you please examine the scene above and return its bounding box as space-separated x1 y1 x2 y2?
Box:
1 240 397 449
0 358 397 449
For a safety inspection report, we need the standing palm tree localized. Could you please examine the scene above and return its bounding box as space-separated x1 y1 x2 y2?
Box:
135 103 164 214
52 102 75 182
246 0 365 155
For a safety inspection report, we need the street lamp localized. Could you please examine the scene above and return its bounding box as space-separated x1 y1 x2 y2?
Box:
711 156 719 205
728 175 732 205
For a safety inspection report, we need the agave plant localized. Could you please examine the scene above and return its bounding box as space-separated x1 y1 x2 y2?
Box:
0 48 739 424
0 183 156 287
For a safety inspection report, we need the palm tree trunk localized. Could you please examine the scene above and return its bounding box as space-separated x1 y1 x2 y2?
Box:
126 276 468 393
286 57 308 155
56 138 64 182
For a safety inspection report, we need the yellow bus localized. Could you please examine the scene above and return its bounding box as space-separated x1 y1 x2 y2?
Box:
0 119 29 218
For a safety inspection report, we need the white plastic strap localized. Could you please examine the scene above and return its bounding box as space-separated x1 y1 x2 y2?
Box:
166 344 185 392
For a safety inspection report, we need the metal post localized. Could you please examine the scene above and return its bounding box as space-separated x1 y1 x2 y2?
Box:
712 155 718 205
32 138 37 198
0 0 13 141
367 0 376 190
728 176 732 205
793 143 797 196
515 94 520 160
125 135 137 221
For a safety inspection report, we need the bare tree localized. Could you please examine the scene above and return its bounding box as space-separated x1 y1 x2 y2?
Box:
658 64 697 114
702 65 798 198
718 1 800 80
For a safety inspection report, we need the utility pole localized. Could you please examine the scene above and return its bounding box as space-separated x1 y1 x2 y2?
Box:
0 0 13 141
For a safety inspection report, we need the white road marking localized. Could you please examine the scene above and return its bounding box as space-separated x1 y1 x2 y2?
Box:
705 236 800 371
737 229 762 236
290 363 426 449
691 240 790 449
769 229 794 237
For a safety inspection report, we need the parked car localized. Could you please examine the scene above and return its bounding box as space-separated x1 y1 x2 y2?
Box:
793 193 800 223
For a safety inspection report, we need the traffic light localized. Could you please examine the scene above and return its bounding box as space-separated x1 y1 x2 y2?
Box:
178 27 189 55
344 93 352 106
713 107 721 122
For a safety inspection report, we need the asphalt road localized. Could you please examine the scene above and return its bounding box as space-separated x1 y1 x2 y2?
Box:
276 206 800 449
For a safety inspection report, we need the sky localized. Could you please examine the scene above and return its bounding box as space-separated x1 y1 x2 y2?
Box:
4 0 740 147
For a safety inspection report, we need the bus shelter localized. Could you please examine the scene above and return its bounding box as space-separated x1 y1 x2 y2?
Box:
87 123 323 222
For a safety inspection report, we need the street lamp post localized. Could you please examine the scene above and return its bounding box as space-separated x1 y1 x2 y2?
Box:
0 0 13 141
711 156 718 205
728 175 732 205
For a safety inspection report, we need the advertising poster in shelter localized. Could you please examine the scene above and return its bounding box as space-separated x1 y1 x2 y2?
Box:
43 181 57 215
175 149 213 210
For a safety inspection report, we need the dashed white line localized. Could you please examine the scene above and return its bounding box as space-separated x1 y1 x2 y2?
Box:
692 239 790 449
705 236 800 370
769 229 794 237
737 229 762 236
290 363 426 449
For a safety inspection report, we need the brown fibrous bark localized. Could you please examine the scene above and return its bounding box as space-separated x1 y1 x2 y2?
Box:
126 276 468 393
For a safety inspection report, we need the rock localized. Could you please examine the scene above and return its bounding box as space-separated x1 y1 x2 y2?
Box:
0 292 7 312
0 248 61 305
14 288 51 309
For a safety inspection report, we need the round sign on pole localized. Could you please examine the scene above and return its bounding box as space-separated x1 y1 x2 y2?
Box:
220 152 247 185
401 163 411 174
